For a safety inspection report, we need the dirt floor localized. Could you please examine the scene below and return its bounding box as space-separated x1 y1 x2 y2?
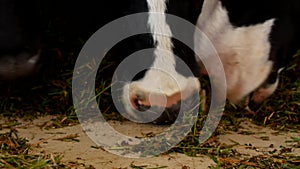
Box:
1 115 299 169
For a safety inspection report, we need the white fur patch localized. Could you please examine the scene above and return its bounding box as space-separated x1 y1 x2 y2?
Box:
195 0 275 102
146 0 175 69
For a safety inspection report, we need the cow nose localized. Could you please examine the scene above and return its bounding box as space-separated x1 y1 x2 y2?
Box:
130 92 151 111
0 50 41 80
123 77 200 124
127 88 200 124
128 90 182 124
130 89 181 110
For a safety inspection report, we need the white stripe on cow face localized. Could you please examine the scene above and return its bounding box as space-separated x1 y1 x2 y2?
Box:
147 0 174 53
146 0 177 79
122 0 200 121
195 0 275 103
133 0 199 96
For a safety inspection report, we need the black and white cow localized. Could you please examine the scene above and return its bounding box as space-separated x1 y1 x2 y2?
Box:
195 0 300 107
117 0 299 122
0 0 201 123
106 0 203 123
0 0 41 81
0 1 119 82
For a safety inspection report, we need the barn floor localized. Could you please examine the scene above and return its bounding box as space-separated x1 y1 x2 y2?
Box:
1 115 299 169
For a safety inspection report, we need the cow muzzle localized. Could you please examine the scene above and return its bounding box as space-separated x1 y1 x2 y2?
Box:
120 76 200 124
0 50 41 81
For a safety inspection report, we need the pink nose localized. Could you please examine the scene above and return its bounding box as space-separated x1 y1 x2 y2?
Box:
130 91 183 111
124 77 200 123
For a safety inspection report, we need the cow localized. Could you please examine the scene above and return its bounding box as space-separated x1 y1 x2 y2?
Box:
115 0 299 123
0 0 201 123
0 0 119 82
195 0 300 111
103 0 204 124
0 0 41 81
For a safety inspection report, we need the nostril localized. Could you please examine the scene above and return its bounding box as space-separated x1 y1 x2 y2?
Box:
135 99 151 111
130 92 151 111
135 92 146 104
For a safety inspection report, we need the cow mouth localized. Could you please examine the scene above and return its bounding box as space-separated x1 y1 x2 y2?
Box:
125 89 200 124
0 50 41 80
128 92 199 124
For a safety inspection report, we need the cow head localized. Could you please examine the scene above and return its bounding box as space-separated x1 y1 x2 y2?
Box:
195 0 300 109
109 0 204 124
